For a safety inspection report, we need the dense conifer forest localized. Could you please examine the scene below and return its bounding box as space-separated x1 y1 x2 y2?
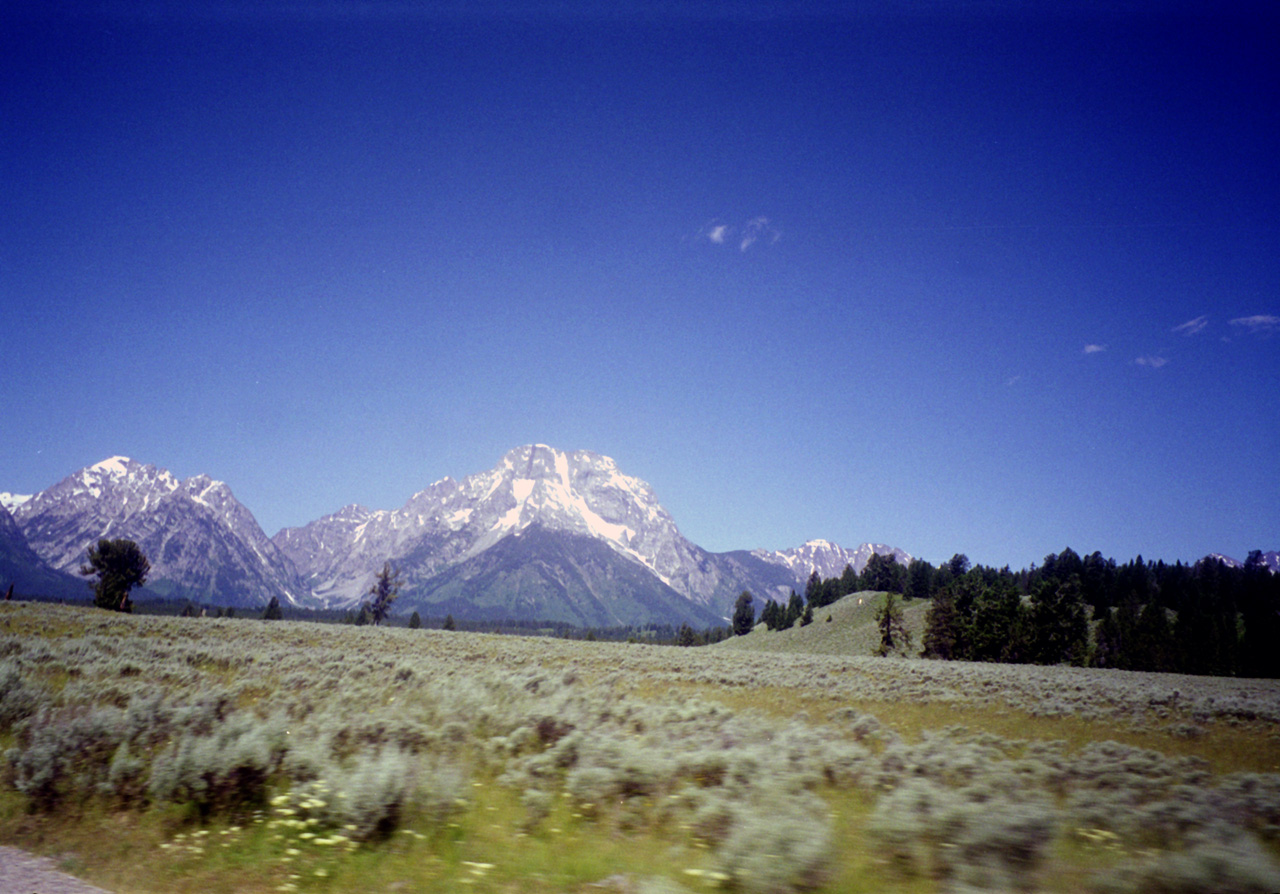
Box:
757 548 1280 678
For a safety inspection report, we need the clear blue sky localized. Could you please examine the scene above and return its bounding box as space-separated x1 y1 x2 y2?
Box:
3 1 1277 570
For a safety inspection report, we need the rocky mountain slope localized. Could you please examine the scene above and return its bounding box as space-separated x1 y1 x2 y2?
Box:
11 457 303 608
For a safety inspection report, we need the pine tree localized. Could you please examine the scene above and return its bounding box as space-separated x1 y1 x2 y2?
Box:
922 588 959 659
442 613 456 631
408 611 422 630
804 570 823 607
1133 601 1175 672
968 580 1027 662
732 592 755 636
1030 577 1090 665
874 593 911 656
839 563 860 598
1093 607 1123 668
760 599 782 631
863 553 905 593
904 558 935 601
262 596 283 621
367 562 401 626
784 589 804 628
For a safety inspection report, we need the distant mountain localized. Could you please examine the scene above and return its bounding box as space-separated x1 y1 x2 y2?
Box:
752 539 912 584
1205 552 1280 574
8 446 915 624
0 503 83 600
275 445 912 622
12 457 304 608
275 444 761 619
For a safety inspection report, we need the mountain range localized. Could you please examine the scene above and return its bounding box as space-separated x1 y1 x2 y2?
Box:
2 446 910 625
6 446 1274 624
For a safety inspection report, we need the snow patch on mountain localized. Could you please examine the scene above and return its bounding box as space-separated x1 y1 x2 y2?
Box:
89 456 132 477
0 493 31 513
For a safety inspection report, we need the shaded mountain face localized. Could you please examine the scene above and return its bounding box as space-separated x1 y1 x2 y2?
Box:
13 457 303 608
0 503 83 600
400 523 726 628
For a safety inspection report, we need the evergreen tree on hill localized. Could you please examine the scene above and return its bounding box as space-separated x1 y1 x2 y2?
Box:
732 592 755 636
861 553 905 593
1029 576 1090 666
874 593 911 657
904 558 935 601
784 589 805 628
921 588 959 660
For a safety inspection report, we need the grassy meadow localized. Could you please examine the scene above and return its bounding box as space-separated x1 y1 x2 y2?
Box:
2 596 1279 893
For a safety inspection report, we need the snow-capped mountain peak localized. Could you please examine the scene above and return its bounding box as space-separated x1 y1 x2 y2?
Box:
276 445 689 606
475 445 660 562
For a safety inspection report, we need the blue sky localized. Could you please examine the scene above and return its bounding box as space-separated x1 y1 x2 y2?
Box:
3 1 1277 570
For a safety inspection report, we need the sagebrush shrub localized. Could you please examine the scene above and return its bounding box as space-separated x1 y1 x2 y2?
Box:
713 787 832 893
1092 831 1280 894
868 776 1056 891
8 705 127 810
288 747 465 840
148 713 285 818
0 660 46 728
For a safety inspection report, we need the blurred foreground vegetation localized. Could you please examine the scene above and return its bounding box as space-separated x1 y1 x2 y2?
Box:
2 600 1279 893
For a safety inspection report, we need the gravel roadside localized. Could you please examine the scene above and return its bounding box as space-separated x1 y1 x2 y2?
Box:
0 846 113 894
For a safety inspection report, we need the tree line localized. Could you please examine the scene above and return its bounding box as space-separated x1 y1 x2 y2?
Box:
746 547 1279 678
65 537 1280 676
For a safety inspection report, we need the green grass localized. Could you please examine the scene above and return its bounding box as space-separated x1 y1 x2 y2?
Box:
716 591 929 657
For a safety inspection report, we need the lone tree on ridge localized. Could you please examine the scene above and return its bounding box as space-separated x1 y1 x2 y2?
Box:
80 538 149 612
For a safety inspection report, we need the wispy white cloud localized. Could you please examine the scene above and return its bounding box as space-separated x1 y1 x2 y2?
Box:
1083 344 1107 354
1005 375 1022 387
697 217 780 251
1229 314 1280 336
738 216 780 252
1134 356 1168 368
1172 315 1209 336
695 220 730 245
